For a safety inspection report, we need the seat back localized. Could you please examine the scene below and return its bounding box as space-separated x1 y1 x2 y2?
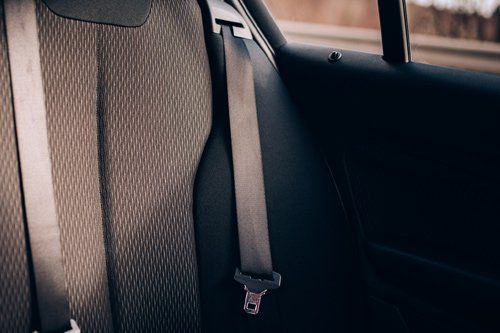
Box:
1 0 211 331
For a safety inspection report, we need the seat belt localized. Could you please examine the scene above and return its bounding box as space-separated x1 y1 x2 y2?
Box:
4 0 79 332
206 0 281 316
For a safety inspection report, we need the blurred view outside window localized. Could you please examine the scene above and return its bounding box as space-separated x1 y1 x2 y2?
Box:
265 0 382 54
264 0 500 75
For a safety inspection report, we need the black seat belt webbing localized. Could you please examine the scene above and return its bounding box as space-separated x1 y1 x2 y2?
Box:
4 0 78 331
223 26 273 277
206 0 281 315
223 25 281 316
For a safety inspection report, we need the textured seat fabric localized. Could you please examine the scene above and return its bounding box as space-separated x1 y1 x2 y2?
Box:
0 4 32 332
37 0 212 331
1 0 211 331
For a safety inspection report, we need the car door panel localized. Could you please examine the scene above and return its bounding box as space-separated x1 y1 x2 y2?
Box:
276 43 500 332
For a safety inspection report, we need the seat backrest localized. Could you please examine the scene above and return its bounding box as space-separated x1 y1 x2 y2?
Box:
1 0 211 331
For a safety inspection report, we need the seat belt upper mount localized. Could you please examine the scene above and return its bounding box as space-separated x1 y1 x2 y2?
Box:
206 0 252 39
206 0 282 316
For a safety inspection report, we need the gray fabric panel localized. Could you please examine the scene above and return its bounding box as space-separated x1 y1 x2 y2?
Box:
37 0 212 331
6 0 72 329
0 3 32 332
98 0 211 330
36 2 114 332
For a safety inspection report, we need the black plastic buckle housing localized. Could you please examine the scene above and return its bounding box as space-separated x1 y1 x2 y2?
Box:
234 268 281 293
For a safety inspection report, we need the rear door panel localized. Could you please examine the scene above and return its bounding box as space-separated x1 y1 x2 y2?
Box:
276 43 500 332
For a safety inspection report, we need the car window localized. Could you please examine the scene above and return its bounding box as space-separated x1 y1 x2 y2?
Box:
407 0 500 75
264 0 500 75
264 0 382 55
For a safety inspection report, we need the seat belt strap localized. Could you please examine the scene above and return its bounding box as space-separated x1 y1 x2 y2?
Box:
206 0 281 316
223 28 273 276
4 1 79 332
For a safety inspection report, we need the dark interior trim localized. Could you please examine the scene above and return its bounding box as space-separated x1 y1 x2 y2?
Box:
241 0 286 50
42 0 152 27
377 0 411 63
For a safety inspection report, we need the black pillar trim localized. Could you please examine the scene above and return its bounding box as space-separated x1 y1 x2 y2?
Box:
377 0 411 63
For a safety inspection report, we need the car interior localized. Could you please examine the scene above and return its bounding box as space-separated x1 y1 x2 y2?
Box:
1 0 500 332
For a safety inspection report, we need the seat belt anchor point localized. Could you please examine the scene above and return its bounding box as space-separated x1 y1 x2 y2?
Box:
206 0 252 40
234 268 281 315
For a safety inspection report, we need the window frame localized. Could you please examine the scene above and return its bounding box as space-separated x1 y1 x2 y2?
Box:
240 0 411 63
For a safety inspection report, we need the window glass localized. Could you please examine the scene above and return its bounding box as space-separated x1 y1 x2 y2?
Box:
264 0 500 75
264 0 382 54
407 0 500 75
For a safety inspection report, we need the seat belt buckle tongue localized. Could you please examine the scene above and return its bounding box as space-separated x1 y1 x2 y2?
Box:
234 268 281 315
243 287 266 315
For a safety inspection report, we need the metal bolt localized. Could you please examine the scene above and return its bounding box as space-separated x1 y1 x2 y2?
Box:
328 51 342 63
